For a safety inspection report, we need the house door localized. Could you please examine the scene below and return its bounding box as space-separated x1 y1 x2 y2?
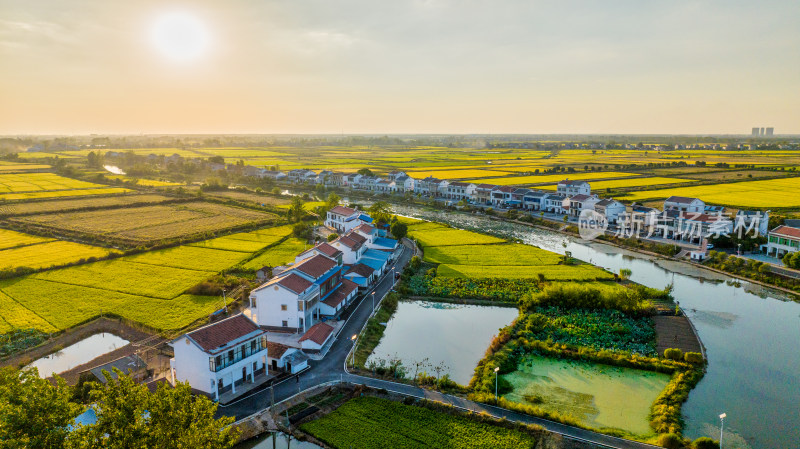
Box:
217 378 223 391
272 360 278 371
242 367 247 383
286 362 292 373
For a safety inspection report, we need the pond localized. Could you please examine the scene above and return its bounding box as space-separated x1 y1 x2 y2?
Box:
235 432 322 449
29 333 129 378
503 355 670 435
392 204 800 449
366 300 518 385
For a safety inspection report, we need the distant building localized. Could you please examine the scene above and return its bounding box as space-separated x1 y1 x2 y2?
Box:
752 127 760 136
556 180 591 197
766 127 774 136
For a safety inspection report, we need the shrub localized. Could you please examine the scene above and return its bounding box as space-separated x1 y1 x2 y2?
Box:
692 437 719 449
664 348 683 360
684 352 703 364
657 433 684 449
327 233 338 242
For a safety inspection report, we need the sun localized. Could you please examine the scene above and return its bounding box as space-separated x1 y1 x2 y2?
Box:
150 12 209 62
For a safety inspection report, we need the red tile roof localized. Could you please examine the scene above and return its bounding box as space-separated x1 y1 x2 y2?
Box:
187 314 262 353
315 242 342 258
322 279 359 308
771 225 800 239
345 231 367 244
335 235 362 251
298 322 334 345
355 224 375 233
570 194 593 201
277 273 314 294
329 205 356 216
266 341 293 359
346 263 375 277
294 254 337 279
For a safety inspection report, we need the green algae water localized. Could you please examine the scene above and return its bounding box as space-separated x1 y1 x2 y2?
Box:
503 355 670 435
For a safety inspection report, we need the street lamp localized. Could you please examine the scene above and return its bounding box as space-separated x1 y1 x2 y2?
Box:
221 289 227 313
371 291 376 312
719 413 726 449
494 367 500 401
737 243 741 257
350 334 358 369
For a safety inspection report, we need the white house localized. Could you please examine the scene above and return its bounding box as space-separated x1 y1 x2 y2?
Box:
766 225 800 258
266 342 308 374
344 263 376 288
326 205 361 234
318 279 359 316
490 186 516 206
169 314 268 401
330 232 367 264
544 194 567 214
557 180 591 196
396 175 415 192
568 194 600 217
523 191 548 211
295 242 343 266
594 199 626 224
473 184 496 205
664 196 705 214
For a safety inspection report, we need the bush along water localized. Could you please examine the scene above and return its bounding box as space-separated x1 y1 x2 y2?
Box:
468 283 705 442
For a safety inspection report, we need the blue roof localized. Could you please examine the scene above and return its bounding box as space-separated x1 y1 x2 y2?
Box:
358 214 373 223
373 237 398 248
506 200 522 205
360 258 384 271
343 274 369 286
363 249 391 261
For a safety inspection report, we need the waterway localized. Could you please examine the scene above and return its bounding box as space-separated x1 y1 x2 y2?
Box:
102 165 125 175
392 204 800 449
28 333 129 378
366 300 518 385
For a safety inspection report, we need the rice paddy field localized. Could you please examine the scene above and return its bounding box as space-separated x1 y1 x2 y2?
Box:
538 176 695 191
467 171 640 186
408 222 612 281
503 355 671 435
0 172 109 193
8 201 277 247
0 161 51 172
403 168 512 180
0 187 132 201
0 194 174 216
619 177 800 208
0 228 117 271
0 223 295 332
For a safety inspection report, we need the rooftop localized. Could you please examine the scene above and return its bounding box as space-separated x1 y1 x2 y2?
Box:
346 263 375 278
322 279 359 308
299 322 334 345
665 196 702 204
187 314 263 353
771 225 800 239
277 273 314 294
294 254 337 279
329 205 357 216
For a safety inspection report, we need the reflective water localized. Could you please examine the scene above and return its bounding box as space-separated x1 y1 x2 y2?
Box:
392 205 800 449
103 165 125 175
367 300 518 385
28 333 129 378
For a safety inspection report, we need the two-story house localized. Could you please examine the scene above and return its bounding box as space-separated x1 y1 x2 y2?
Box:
169 314 268 401
556 180 591 197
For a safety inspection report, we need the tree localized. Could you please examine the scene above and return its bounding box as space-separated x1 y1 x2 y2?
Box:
286 197 306 223
368 201 392 225
0 367 82 449
326 192 341 210
68 369 238 449
390 222 408 240
619 268 632 280
356 168 374 177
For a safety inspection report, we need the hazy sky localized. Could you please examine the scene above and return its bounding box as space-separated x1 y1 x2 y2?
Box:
1 0 798 135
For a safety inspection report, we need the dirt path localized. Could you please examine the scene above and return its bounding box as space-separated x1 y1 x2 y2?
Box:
653 315 702 356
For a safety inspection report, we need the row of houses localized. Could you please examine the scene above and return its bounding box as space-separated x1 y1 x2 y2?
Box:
169 208 400 401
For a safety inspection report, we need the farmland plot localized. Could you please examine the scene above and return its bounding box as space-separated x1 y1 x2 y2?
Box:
438 264 613 281
0 194 174 216
423 243 562 266
30 261 213 299
621 177 800 208
9 201 276 246
538 177 695 191
0 291 56 333
242 238 308 270
0 241 116 271
123 246 249 272
0 173 105 193
467 171 640 186
301 396 540 449
0 187 131 201
0 228 53 250
409 226 505 247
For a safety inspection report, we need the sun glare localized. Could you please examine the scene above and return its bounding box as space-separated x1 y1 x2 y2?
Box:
150 12 209 62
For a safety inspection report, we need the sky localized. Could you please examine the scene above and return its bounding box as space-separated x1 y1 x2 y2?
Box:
0 0 798 135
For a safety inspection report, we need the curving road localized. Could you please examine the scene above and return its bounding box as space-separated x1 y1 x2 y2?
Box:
218 240 658 449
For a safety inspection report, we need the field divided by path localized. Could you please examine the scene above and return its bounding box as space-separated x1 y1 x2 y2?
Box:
620 176 800 207
466 171 640 186
407 221 612 281
0 229 117 271
0 224 305 332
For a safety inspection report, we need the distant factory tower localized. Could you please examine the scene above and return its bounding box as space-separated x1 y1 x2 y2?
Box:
751 127 774 136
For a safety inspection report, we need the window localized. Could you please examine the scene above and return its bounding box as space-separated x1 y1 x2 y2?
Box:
261 336 267 349
281 304 287 311
228 350 234 363
297 301 304 311
282 320 288 327
250 340 256 353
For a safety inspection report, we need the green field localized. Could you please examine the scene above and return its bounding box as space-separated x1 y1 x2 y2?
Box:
300 396 542 449
503 355 670 435
0 194 174 216
403 168 513 180
466 171 640 186
423 243 563 266
437 264 613 281
408 224 505 247
0 224 296 332
0 187 131 201
241 237 308 270
539 176 695 191
0 241 117 271
0 228 53 249
620 176 800 207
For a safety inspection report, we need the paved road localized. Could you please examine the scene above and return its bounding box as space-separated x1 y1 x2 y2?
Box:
217 240 658 449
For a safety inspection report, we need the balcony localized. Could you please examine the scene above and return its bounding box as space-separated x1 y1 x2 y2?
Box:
209 340 267 373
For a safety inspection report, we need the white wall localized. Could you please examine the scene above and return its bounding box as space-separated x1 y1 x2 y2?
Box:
252 286 305 329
